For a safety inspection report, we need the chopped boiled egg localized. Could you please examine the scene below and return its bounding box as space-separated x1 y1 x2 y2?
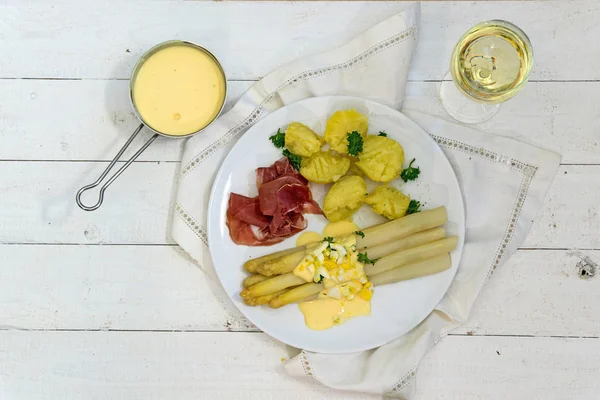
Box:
322 285 341 299
314 266 330 283
311 242 329 256
294 255 316 282
294 234 375 330
358 282 373 301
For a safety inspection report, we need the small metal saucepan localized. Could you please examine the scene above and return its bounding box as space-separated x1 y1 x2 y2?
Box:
76 40 227 211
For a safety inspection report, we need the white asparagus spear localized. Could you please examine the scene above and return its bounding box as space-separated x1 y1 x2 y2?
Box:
363 236 458 276
368 254 452 286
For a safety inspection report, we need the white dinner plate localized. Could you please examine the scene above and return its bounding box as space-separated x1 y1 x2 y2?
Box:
208 96 465 353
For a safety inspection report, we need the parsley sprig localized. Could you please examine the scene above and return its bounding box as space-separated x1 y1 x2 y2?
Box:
346 131 364 156
269 128 285 148
400 158 421 182
357 252 378 265
406 199 422 215
282 149 302 171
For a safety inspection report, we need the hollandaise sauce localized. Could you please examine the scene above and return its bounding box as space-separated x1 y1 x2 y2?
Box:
322 220 360 238
299 297 370 331
293 235 373 330
296 231 323 247
295 220 359 247
132 44 226 136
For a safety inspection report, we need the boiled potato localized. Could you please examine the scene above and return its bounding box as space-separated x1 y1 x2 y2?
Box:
300 151 351 184
365 184 411 219
355 136 405 182
323 176 367 222
323 109 368 154
346 159 365 177
285 122 322 157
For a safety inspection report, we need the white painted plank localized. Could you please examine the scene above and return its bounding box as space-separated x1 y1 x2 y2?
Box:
2 245 599 338
0 244 253 332
0 330 377 400
403 81 600 165
415 0 599 82
0 162 177 244
1 80 597 164
0 331 597 399
452 249 600 337
524 165 600 249
0 79 252 162
0 1 596 81
0 1 408 80
0 162 594 246
0 2 595 397
415 336 600 400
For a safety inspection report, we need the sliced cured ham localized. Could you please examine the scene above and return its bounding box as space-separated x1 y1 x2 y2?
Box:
226 194 285 246
226 209 285 246
226 158 323 246
227 193 270 229
259 176 310 216
268 207 307 237
256 157 307 188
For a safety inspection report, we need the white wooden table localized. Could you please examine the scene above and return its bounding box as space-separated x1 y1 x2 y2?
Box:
1 1 599 399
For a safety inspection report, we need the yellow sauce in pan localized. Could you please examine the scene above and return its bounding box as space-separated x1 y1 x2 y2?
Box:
132 44 225 136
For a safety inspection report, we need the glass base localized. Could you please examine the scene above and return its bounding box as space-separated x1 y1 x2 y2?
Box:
439 71 500 124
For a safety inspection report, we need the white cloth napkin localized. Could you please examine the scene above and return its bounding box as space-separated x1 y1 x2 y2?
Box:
172 3 560 397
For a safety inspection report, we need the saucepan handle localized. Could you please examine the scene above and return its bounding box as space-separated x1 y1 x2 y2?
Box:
76 123 158 211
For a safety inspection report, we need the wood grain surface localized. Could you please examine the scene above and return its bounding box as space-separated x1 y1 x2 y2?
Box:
0 1 598 399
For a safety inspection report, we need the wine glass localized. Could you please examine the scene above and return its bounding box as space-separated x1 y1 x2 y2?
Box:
439 20 533 124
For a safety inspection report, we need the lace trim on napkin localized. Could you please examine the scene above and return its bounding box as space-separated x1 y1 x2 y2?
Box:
175 203 208 246
386 368 417 398
384 321 455 398
383 136 538 397
299 351 316 379
431 136 537 281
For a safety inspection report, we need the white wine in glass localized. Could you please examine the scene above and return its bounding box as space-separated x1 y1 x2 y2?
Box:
440 20 533 124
